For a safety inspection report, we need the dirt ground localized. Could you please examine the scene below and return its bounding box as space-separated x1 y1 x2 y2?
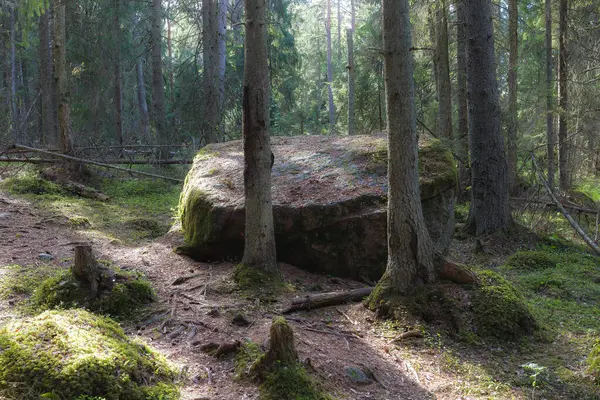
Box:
0 189 528 400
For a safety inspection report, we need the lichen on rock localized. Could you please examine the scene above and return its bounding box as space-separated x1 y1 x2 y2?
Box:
0 309 178 400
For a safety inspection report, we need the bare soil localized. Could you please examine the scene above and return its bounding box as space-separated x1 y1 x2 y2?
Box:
0 190 538 400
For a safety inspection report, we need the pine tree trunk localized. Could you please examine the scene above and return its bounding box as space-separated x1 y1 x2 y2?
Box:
241 0 277 273
434 0 452 141
347 28 356 136
464 0 511 236
9 7 19 144
113 0 124 147
326 0 335 134
558 0 570 190
546 0 555 190
53 0 73 153
507 0 518 192
203 0 220 143
167 0 174 104
372 0 437 299
337 0 342 63
455 0 469 200
39 7 55 148
151 0 168 157
218 0 227 139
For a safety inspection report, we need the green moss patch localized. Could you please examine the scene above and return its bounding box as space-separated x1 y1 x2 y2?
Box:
588 341 600 383
0 309 178 400
471 270 536 340
260 362 331 400
233 263 284 298
234 341 264 380
0 175 66 196
30 268 155 318
0 265 56 301
506 251 558 271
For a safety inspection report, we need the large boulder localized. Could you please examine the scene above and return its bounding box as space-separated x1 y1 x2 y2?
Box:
179 134 456 280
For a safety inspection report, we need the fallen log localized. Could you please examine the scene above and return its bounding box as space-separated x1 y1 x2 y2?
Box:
0 157 193 165
12 144 184 183
282 287 374 314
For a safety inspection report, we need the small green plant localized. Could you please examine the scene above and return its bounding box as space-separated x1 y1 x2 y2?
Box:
521 362 548 398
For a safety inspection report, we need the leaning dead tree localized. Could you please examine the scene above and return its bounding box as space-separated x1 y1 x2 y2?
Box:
531 153 600 255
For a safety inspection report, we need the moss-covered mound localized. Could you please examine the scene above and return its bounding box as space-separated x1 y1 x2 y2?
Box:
588 340 600 383
471 270 536 339
366 269 536 341
506 251 558 271
235 340 330 400
31 268 155 318
0 309 178 400
179 134 456 280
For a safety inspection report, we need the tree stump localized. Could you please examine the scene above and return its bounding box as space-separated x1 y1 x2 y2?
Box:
72 245 114 298
252 317 298 380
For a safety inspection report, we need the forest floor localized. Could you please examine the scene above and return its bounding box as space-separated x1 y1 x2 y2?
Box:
0 169 599 399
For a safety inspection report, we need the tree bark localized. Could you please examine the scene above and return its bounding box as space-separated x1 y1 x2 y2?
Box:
151 0 169 158
218 0 227 139
113 0 124 147
546 0 555 191
39 6 55 148
455 0 469 201
507 0 518 192
372 0 437 299
337 0 342 62
203 0 220 143
53 0 73 153
558 0 570 190
241 0 277 273
433 0 452 141
347 28 356 135
9 7 19 144
167 0 174 103
326 0 335 134
463 0 511 236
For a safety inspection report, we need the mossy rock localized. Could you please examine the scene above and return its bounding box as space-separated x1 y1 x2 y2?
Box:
471 270 536 340
179 134 456 280
0 309 178 400
30 268 155 318
506 251 558 271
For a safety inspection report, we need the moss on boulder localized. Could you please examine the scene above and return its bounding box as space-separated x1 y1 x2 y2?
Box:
0 309 178 400
179 134 456 280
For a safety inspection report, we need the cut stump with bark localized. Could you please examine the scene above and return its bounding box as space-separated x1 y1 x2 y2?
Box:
251 317 298 379
72 245 115 298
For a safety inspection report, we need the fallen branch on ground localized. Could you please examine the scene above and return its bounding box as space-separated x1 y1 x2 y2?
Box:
282 287 373 313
